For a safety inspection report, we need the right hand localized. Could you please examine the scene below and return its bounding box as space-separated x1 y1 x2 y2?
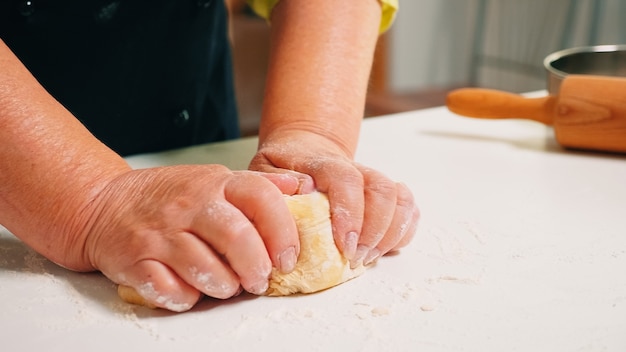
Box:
74 165 303 311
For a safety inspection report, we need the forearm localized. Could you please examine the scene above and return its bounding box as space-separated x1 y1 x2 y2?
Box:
258 0 382 158
0 40 130 270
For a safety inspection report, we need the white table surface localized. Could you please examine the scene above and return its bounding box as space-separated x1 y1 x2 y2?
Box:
2 102 626 351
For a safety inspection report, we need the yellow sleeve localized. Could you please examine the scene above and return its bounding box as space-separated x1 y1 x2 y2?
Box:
246 0 399 33
378 0 399 33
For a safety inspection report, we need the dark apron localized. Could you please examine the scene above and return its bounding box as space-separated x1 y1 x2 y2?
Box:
0 0 239 156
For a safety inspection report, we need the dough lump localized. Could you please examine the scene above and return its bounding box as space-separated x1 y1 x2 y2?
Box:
117 284 155 309
265 192 366 296
117 192 366 306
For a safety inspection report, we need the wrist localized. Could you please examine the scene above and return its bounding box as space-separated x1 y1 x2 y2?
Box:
258 124 359 160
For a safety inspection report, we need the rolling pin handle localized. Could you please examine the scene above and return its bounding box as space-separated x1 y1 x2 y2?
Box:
446 88 556 125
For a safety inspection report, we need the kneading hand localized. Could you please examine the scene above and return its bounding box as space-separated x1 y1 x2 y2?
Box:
76 165 304 312
249 130 420 268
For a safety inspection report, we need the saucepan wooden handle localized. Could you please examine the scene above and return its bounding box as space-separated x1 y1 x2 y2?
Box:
446 88 557 125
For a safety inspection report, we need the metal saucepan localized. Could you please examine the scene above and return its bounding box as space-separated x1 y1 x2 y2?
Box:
447 44 626 153
545 44 626 94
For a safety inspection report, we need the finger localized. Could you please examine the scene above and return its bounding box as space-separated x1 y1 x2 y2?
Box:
391 185 420 251
354 167 398 265
366 182 420 264
225 173 301 274
302 159 365 261
116 259 201 312
248 152 316 195
254 171 316 195
158 231 240 299
191 199 273 295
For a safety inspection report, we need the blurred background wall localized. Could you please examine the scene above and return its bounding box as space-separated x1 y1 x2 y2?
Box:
390 0 626 93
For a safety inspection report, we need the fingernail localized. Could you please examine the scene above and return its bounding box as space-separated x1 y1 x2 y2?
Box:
351 244 371 268
343 231 358 260
248 280 269 295
278 246 297 273
364 248 381 266
296 176 316 194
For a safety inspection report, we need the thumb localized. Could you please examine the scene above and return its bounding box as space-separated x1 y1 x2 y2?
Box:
254 171 316 195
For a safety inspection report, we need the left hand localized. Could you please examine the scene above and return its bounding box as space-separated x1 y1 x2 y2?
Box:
249 130 419 267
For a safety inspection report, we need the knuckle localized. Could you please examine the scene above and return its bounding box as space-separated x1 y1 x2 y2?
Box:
361 167 396 200
367 179 398 200
396 183 417 210
338 169 365 189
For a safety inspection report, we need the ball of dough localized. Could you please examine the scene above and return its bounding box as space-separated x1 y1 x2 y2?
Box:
264 192 367 296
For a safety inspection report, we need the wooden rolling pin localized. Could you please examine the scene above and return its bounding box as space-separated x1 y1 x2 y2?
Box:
446 75 626 153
